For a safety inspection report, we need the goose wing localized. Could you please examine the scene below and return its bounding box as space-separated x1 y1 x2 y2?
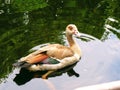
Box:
20 44 74 64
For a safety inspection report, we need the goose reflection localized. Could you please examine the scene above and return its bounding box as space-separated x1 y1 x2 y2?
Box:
13 63 79 85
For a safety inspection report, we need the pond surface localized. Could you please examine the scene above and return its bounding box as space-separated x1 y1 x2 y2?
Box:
0 1 120 90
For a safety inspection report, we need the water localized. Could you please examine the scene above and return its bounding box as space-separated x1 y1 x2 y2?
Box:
0 0 120 90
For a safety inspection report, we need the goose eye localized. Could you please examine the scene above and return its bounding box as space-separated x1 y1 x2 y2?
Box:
68 26 73 31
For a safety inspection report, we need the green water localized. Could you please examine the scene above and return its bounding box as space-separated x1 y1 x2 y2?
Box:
0 0 120 90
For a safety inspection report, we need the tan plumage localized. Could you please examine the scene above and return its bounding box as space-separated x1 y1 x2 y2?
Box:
41 44 74 59
13 24 82 79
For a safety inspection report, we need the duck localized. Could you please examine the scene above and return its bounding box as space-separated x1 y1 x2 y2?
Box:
13 24 82 79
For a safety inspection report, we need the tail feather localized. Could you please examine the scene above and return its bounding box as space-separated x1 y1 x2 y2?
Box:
13 54 48 68
13 61 31 68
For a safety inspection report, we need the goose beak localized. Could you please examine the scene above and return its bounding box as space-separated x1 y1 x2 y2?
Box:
74 31 84 38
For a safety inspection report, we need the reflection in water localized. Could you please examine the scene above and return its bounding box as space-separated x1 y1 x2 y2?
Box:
13 63 79 85
101 17 120 41
78 33 100 42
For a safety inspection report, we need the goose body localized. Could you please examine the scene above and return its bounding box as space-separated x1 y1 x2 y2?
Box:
13 24 82 79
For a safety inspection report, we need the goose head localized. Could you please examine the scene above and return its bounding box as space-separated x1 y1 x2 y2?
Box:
66 24 81 38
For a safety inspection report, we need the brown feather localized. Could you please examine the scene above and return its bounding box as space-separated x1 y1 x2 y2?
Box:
26 54 48 64
20 44 74 64
45 44 74 59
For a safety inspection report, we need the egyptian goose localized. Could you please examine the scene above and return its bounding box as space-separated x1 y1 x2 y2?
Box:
13 24 82 79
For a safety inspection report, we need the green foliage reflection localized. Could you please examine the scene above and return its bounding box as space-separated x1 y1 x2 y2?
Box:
12 0 47 12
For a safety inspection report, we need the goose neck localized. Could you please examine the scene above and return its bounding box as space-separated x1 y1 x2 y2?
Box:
66 33 81 57
66 34 75 47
